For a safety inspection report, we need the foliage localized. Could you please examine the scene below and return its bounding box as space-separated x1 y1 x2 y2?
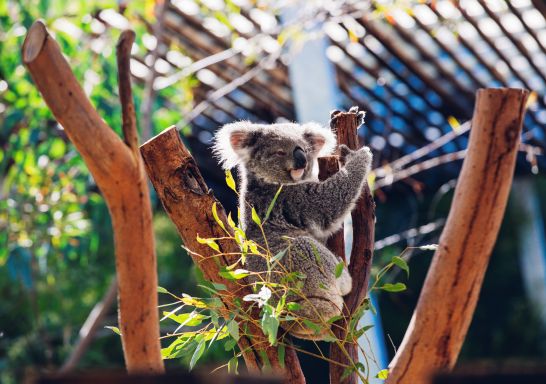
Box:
159 170 412 382
0 1 195 381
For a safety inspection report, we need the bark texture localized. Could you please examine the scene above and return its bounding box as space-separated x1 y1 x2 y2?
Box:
327 109 376 384
386 88 529 384
140 127 305 383
22 21 164 373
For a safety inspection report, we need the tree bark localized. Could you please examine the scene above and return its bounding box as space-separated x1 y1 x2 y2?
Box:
327 108 376 384
386 88 529 384
22 21 164 373
140 127 305 383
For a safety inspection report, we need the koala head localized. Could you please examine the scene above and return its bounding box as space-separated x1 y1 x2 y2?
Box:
213 122 336 184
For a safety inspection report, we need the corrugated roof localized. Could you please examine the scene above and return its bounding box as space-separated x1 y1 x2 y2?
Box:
134 0 546 187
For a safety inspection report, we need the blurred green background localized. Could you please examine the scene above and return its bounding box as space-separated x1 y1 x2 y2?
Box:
1 1 546 383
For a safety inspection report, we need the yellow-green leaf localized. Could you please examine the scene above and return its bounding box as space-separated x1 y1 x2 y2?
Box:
376 369 389 380
251 207 261 226
225 170 237 192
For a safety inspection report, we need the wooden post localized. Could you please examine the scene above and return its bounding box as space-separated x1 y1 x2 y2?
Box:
22 22 164 373
327 108 376 384
386 88 529 384
140 127 305 383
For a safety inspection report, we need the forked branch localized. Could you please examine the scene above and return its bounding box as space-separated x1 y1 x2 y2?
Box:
22 21 163 373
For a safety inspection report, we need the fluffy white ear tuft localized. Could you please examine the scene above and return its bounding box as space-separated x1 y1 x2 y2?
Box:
302 122 337 156
213 121 255 169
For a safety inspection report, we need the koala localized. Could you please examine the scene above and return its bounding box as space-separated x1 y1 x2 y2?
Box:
213 121 372 340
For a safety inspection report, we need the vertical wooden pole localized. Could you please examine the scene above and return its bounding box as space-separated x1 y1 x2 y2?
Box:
386 88 529 384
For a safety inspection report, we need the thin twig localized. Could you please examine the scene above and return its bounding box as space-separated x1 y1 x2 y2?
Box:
116 29 139 156
60 278 118 373
374 121 471 179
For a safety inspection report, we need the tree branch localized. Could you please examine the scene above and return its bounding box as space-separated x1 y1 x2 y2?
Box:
327 108 376 384
386 88 530 384
116 29 139 155
23 21 164 373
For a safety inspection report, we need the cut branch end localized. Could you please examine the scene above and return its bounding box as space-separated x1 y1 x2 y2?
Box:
22 20 47 63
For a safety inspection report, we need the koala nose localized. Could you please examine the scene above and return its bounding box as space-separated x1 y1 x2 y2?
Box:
293 147 307 169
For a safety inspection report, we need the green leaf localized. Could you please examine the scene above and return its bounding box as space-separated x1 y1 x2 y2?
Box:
225 170 237 192
302 319 322 334
251 207 262 226
392 256 409 277
224 338 237 351
264 185 283 221
219 268 250 280
258 349 272 372
227 320 240 341
105 326 121 335
378 282 407 292
286 302 301 311
157 286 169 294
227 212 237 229
189 337 206 370
212 282 227 291
376 369 389 380
228 356 239 374
353 324 374 339
212 202 226 231
327 315 343 324
278 344 285 369
163 311 207 327
341 366 354 381
335 261 345 279
271 248 287 267
181 295 208 308
196 235 220 252
261 310 280 345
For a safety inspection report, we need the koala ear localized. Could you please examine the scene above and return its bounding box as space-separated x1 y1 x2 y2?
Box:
302 122 336 156
213 122 256 169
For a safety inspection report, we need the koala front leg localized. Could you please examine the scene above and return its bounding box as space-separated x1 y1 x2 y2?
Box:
283 145 372 234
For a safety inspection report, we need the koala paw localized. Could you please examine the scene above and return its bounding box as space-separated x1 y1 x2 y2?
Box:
339 145 372 166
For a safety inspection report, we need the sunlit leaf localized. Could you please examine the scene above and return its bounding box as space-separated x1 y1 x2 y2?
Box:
211 202 226 231
251 207 261 226
105 326 121 335
225 169 237 192
219 267 250 280
196 234 220 252
391 256 409 277
376 369 389 380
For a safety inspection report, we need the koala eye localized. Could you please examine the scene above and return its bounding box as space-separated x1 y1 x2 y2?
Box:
274 150 287 156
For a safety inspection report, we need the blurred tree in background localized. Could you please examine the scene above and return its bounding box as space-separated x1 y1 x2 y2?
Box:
0 1 206 381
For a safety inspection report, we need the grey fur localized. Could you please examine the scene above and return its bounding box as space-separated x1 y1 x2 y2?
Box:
213 122 372 340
